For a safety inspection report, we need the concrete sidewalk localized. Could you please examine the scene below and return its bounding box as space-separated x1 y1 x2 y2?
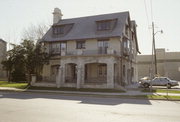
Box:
0 87 180 97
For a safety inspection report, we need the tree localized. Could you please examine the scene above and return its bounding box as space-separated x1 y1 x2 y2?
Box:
2 23 50 85
1 40 49 85
22 23 49 42
1 44 26 82
21 39 49 85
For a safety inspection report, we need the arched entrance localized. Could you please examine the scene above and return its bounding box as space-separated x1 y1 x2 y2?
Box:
65 63 77 83
85 63 107 83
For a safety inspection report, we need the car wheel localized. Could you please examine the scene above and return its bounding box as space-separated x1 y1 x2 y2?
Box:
167 84 171 89
143 83 149 88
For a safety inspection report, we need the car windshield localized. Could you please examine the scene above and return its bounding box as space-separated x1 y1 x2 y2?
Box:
164 77 171 81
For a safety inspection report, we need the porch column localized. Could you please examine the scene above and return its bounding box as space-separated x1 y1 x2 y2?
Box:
61 65 65 86
76 64 84 89
76 64 82 89
107 63 114 88
56 65 62 88
56 65 65 88
81 64 85 86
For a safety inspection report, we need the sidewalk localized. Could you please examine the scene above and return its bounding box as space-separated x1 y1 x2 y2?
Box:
0 87 180 97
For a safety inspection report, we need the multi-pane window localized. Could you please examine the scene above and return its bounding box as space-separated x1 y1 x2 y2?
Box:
98 64 107 76
123 39 130 49
51 43 60 54
97 21 111 31
50 42 66 54
98 40 109 54
123 39 130 56
53 26 64 35
61 42 66 51
96 19 118 31
76 41 85 49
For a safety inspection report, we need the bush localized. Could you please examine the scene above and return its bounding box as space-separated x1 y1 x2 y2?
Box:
11 69 26 82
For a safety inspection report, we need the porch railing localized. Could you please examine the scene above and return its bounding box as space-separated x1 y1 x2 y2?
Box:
65 49 121 56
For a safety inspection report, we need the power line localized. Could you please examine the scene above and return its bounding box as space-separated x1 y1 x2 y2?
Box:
144 0 150 25
150 0 154 22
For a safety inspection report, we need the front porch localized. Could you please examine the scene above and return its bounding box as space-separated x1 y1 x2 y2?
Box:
57 56 118 89
32 56 126 89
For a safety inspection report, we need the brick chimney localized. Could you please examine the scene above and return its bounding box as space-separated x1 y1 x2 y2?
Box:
53 8 63 24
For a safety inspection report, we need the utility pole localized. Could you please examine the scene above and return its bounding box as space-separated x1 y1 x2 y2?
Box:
152 22 157 75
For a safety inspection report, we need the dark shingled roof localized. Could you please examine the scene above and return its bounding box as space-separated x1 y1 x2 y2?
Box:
41 11 130 42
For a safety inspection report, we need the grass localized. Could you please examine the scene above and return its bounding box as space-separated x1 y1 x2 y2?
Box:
0 81 28 89
146 95 180 100
116 95 180 100
29 86 126 93
142 88 180 94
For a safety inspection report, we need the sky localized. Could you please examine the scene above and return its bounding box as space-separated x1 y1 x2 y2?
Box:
0 0 180 54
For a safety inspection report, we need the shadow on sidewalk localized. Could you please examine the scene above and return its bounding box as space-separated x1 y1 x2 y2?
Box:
0 91 152 105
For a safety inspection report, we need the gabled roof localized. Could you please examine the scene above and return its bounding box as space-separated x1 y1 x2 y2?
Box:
41 11 130 42
130 20 140 53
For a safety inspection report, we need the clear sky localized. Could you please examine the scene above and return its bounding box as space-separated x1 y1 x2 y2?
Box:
0 0 180 54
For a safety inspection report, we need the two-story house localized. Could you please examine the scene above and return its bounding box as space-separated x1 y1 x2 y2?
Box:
32 8 140 89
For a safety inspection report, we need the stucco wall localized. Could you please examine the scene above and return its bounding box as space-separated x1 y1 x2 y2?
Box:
42 59 60 81
109 38 121 53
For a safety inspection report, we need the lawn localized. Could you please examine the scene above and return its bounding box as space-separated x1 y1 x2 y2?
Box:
142 88 180 94
0 81 28 89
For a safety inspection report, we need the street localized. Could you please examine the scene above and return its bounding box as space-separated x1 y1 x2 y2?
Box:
0 91 180 122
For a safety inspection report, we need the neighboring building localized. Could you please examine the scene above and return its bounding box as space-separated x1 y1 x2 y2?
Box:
138 48 180 81
32 8 140 89
0 39 7 79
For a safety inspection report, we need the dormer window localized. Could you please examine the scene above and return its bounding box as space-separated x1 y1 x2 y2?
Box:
52 23 74 36
97 21 110 31
53 25 64 35
96 19 117 31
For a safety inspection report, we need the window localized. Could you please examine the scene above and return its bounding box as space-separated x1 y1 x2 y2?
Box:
50 42 66 54
97 21 111 31
123 39 130 49
125 25 129 36
53 26 64 35
131 67 134 77
76 41 85 49
123 65 125 76
61 42 66 51
51 43 60 54
98 40 109 54
98 64 107 76
123 39 130 56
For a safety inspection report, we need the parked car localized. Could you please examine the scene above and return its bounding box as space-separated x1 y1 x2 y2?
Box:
139 76 150 82
139 77 179 89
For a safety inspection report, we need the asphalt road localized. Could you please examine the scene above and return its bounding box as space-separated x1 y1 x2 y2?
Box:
0 91 180 122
